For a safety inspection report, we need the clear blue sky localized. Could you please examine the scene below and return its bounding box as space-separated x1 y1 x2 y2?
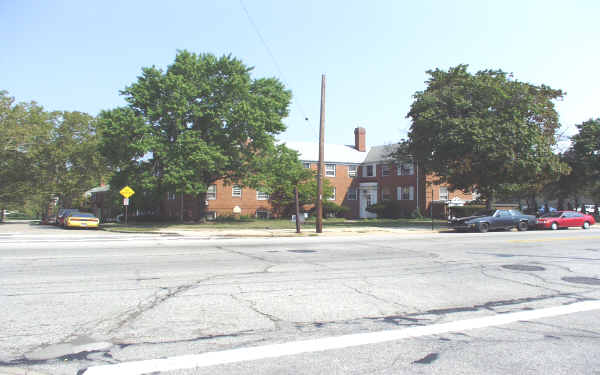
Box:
2 0 599 149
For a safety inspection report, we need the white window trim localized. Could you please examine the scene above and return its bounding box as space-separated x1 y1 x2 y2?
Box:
397 186 415 200
382 165 391 176
256 191 270 200
328 187 336 201
397 162 414 176
439 187 449 201
325 163 336 177
303 162 311 169
168 192 176 200
207 185 216 200
363 164 376 177
348 165 357 177
347 188 357 200
232 185 242 198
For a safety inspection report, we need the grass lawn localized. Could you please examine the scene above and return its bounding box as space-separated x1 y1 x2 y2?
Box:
102 217 448 233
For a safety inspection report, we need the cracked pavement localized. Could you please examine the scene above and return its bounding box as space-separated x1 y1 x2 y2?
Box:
1 224 600 374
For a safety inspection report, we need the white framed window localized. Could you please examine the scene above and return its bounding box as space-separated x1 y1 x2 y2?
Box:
303 162 311 169
325 163 336 177
256 191 270 200
348 165 357 177
347 188 357 200
167 192 176 200
398 162 414 176
397 186 414 200
363 164 375 177
207 184 216 200
205 211 217 221
328 187 336 200
232 185 242 198
439 187 449 201
382 165 391 176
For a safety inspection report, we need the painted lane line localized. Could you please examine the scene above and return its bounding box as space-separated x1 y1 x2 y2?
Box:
82 300 600 375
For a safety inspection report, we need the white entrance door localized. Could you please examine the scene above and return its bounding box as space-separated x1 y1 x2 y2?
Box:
359 184 378 218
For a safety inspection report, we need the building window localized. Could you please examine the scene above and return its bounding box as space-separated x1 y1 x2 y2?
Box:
382 165 391 176
347 188 357 200
303 162 311 169
167 192 176 200
256 210 269 219
257 191 270 200
328 187 336 200
397 186 414 200
348 165 357 177
207 185 216 200
364 165 374 177
232 185 242 198
398 162 414 176
205 211 217 221
325 163 336 177
439 187 449 201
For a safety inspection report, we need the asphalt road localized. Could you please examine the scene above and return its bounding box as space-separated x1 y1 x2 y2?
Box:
1 222 600 374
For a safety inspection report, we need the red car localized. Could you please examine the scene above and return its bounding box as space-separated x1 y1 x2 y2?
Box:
536 211 596 230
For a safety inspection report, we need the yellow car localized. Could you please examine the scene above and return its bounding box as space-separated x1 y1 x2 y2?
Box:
64 212 100 229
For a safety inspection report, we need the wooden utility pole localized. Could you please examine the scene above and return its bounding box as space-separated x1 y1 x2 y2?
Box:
295 185 301 233
316 74 326 233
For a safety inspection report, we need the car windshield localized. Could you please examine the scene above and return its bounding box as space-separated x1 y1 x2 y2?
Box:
474 210 496 217
542 212 562 218
70 213 95 218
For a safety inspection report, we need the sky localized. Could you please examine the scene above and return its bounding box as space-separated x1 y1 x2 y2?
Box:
2 0 599 150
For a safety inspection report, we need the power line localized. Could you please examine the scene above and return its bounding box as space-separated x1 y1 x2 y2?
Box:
238 0 318 140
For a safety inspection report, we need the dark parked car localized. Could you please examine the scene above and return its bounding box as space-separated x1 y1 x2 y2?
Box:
56 209 80 227
449 209 536 233
536 211 596 230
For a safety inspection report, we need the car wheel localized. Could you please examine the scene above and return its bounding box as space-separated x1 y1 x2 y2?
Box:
583 221 590 229
517 221 528 231
551 222 558 230
477 222 489 233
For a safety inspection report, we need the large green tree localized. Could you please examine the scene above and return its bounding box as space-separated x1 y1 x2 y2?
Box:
407 65 566 207
98 51 291 220
570 118 600 200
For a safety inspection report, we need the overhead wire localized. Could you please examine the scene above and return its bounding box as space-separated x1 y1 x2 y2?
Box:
238 0 319 141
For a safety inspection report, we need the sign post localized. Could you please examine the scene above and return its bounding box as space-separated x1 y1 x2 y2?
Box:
119 186 135 225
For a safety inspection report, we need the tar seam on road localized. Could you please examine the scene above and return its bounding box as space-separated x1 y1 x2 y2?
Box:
509 235 600 243
81 300 600 375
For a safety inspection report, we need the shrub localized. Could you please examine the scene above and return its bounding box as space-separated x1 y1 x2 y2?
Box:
366 200 412 219
309 201 350 218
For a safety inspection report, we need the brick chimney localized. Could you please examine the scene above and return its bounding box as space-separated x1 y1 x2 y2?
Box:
354 127 366 152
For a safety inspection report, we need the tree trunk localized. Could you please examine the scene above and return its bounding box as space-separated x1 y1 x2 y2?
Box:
179 192 184 222
557 196 564 211
486 190 494 209
294 185 301 234
197 192 207 223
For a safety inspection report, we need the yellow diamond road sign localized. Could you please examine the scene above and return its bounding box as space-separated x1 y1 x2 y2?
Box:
119 186 135 198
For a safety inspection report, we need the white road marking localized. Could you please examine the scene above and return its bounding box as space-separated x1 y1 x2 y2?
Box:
83 300 600 375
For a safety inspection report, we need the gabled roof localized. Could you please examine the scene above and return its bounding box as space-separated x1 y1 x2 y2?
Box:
362 144 400 164
284 141 368 164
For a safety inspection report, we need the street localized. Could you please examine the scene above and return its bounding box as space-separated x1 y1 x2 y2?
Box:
1 222 600 374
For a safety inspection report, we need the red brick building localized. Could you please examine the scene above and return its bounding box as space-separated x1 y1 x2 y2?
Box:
159 127 475 219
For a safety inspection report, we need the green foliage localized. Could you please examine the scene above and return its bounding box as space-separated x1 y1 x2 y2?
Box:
366 200 413 219
309 201 349 218
571 118 600 200
98 51 291 219
406 65 567 206
0 91 108 215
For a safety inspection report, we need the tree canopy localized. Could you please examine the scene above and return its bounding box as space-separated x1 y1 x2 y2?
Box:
406 65 566 206
0 91 108 217
98 51 292 218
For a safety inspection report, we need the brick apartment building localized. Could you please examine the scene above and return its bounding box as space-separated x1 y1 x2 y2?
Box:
156 127 474 219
